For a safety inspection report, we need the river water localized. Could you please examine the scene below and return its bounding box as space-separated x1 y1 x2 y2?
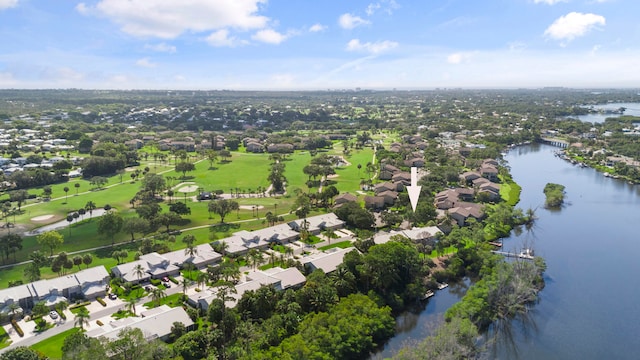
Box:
571 102 640 123
372 143 640 359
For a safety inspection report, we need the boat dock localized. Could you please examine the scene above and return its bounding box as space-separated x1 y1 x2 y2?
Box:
491 248 535 260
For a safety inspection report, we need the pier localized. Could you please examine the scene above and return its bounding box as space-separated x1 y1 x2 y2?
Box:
491 249 535 260
539 137 569 148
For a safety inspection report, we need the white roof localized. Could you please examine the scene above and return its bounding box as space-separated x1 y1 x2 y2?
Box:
88 305 193 341
289 213 345 233
30 274 79 298
300 247 355 274
0 284 33 304
74 266 109 286
162 244 222 267
374 226 442 244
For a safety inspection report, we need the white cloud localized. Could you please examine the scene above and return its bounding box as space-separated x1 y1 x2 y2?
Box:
144 43 176 53
339 13 371 29
40 67 85 83
446 52 476 64
0 0 18 10
346 39 398 54
365 0 399 16
252 29 288 44
206 29 237 47
544 12 605 43
75 2 89 15
365 3 381 16
136 58 156 68
533 0 568 4
86 0 269 39
271 73 295 87
309 23 327 32
508 41 527 52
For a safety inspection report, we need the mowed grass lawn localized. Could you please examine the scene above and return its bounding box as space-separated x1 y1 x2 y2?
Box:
30 327 79 359
190 153 271 192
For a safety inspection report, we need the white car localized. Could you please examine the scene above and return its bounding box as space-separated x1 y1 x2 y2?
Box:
49 310 58 319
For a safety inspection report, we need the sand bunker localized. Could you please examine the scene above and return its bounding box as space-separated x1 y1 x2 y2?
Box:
31 214 55 222
239 205 265 210
177 185 199 193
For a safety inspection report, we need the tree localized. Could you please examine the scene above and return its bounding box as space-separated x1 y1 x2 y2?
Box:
37 230 64 256
85 201 97 220
62 331 107 359
74 182 80 195
0 233 22 262
9 190 27 211
125 297 139 315
151 287 167 307
42 185 52 200
82 254 93 268
133 264 145 283
208 199 239 223
169 201 191 215
141 173 166 198
23 262 40 282
74 307 91 330
73 255 83 270
196 271 208 291
206 150 218 169
122 217 150 241
107 328 169 360
63 186 70 202
98 211 123 246
158 211 182 232
112 250 127 264
176 161 196 178
89 176 107 189
0 346 42 360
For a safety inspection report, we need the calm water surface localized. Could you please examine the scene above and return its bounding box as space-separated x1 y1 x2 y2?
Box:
373 143 640 359
572 102 640 123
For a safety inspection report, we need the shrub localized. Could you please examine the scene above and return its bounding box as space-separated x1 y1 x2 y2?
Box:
58 310 67 320
11 319 24 337
96 297 106 307
169 276 179 284
150 279 161 286
96 320 104 326
69 301 91 310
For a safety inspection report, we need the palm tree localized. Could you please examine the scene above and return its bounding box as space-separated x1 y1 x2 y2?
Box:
8 303 20 321
74 182 80 195
85 201 96 220
74 307 90 330
55 300 69 318
125 297 139 315
196 271 207 291
133 264 145 283
181 277 189 296
184 243 198 258
63 186 69 203
151 288 167 307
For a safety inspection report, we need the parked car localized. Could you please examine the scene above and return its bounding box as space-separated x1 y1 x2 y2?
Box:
162 276 169 282
164 282 171 288
108 293 117 300
144 286 151 291
49 310 58 319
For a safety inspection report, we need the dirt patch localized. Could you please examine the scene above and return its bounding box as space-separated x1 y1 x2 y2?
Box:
31 214 56 222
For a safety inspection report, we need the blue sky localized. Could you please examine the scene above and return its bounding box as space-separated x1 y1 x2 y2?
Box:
1 0 638 89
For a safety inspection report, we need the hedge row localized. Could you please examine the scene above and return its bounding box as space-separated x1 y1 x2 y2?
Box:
96 320 104 326
150 279 161 286
169 276 179 284
96 297 106 307
69 301 91 310
11 319 24 337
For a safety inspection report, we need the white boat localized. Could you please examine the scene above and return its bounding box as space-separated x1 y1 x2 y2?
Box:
518 248 535 260
422 290 435 300
437 283 449 290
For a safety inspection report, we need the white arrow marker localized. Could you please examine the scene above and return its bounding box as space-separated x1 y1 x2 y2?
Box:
407 167 421 212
